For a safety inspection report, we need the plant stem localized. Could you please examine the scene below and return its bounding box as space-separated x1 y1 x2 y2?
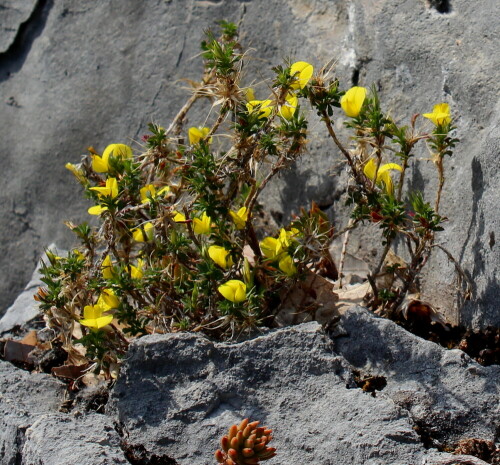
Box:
435 155 445 214
165 69 216 137
320 111 366 189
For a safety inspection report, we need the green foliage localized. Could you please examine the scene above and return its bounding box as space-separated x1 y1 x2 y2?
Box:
37 21 459 375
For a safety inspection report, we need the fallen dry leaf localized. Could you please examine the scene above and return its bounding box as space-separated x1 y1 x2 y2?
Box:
276 270 339 326
3 340 36 365
20 330 38 346
52 363 91 380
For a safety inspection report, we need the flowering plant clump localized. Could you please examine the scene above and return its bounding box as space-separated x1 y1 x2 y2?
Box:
36 22 466 374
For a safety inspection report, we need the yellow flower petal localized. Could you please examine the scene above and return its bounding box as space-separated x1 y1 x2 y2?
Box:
65 163 86 182
193 212 212 235
73 249 85 261
280 93 298 120
109 178 118 198
279 254 297 277
130 259 144 279
340 86 367 117
173 211 186 222
132 222 154 242
378 163 403 175
260 237 280 259
88 205 108 215
188 127 211 145
208 245 233 269
102 255 115 279
83 305 102 320
246 100 273 119
89 177 118 199
290 61 314 90
140 184 156 202
229 206 248 230
218 280 247 303
156 186 170 196
99 289 120 310
363 159 403 195
423 103 451 126
103 143 133 160
244 87 255 102
278 228 291 249
79 314 113 330
91 155 109 173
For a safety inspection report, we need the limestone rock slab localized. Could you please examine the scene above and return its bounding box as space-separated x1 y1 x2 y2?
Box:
109 323 428 465
21 413 128 465
0 359 65 464
335 306 500 447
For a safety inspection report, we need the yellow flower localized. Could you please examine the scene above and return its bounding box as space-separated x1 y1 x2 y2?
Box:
90 177 119 199
65 162 86 183
92 144 133 173
102 255 115 280
173 211 186 222
218 280 247 303
279 93 298 120
132 222 154 242
279 253 297 277
130 259 144 279
246 100 273 119
229 207 248 230
260 236 281 259
244 87 255 102
260 228 297 259
208 245 234 269
188 127 212 145
363 158 403 195
340 86 367 117
423 103 451 126
290 61 314 90
72 249 85 261
278 228 292 248
45 250 62 265
140 184 170 203
79 304 113 330
88 178 119 215
97 289 120 310
88 205 109 215
193 212 212 235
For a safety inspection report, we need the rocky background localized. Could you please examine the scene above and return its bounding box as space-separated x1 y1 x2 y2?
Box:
1 0 499 328
1 1 500 463
1 311 499 464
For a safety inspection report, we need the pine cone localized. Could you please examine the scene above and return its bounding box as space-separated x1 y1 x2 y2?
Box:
214 418 276 465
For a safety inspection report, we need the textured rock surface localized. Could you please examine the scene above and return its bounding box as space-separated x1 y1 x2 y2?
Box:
2 319 497 464
0 255 43 335
107 321 498 464
335 307 500 447
0 0 499 328
0 0 38 54
109 323 425 464
0 359 65 464
21 413 128 465
0 246 64 335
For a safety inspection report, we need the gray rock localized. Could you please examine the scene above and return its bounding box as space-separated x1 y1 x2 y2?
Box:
0 359 65 464
0 260 42 335
0 245 63 335
21 413 128 465
108 322 465 465
1 317 497 464
335 306 500 447
0 0 38 54
0 0 498 329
